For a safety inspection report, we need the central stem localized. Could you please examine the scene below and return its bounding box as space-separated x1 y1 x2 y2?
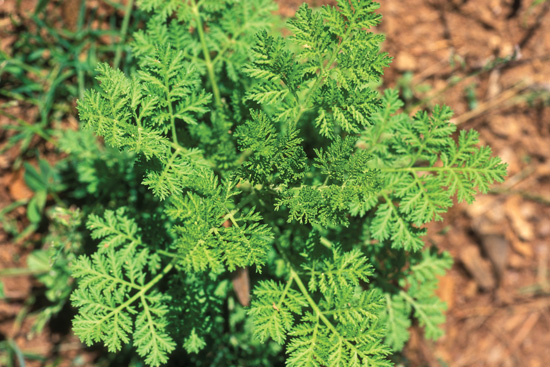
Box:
191 0 222 109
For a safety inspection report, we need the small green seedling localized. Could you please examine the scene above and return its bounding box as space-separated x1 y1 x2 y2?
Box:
68 1 508 366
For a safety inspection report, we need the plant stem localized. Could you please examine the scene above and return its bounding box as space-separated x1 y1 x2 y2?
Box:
276 277 295 310
162 66 178 144
190 0 222 109
399 290 438 333
289 266 369 358
289 23 355 128
272 241 368 358
96 260 175 326
113 0 135 70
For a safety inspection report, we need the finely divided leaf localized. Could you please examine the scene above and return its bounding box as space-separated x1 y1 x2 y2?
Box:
71 212 175 367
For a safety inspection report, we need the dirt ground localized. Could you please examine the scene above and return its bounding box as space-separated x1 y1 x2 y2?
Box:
1 0 550 366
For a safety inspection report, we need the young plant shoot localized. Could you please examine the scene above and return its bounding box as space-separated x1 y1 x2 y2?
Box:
72 1 507 366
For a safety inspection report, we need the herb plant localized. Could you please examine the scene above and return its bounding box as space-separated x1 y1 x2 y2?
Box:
71 0 507 366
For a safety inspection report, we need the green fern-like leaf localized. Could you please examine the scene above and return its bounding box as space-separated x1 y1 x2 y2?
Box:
78 46 211 201
250 247 392 367
382 293 411 351
165 171 273 272
379 247 452 350
247 0 390 136
361 89 507 251
71 211 175 366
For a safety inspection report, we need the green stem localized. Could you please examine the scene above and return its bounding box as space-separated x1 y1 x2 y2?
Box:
223 208 260 266
224 209 240 228
489 188 550 204
113 0 135 70
191 0 222 109
96 260 175 325
289 23 356 128
163 70 178 144
157 249 177 258
169 105 178 144
320 236 333 249
399 290 438 333
276 277 294 310
289 267 367 357
272 242 365 357
364 98 397 156
50 192 66 207
81 266 142 291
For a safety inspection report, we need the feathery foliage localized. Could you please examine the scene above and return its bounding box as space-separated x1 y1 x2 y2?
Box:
250 247 391 367
69 0 507 366
72 209 174 366
360 89 507 251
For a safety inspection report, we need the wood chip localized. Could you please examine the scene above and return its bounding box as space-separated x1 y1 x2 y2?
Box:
436 273 455 310
7 169 33 201
460 245 497 291
480 234 509 277
511 312 540 349
508 227 534 258
231 267 250 307
506 195 535 241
